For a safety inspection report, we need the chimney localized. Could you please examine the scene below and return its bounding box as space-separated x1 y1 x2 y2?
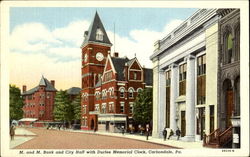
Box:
22 85 27 93
113 52 119 57
50 80 55 87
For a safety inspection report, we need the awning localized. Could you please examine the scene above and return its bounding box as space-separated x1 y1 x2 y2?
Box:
19 118 38 122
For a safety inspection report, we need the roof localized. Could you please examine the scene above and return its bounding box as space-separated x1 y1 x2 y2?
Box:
66 87 81 95
22 76 57 95
111 57 129 81
81 12 111 47
126 58 136 67
144 68 153 86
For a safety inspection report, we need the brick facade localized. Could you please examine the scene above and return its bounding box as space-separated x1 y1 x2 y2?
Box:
80 12 152 132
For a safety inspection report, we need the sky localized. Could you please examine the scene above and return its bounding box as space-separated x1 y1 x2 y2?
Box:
9 7 197 90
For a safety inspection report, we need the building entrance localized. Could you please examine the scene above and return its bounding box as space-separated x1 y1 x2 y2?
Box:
181 111 186 137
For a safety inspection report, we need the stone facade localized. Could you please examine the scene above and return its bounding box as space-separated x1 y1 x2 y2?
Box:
150 9 220 142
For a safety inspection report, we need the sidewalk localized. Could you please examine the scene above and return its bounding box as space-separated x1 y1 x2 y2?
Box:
65 129 206 149
10 127 36 149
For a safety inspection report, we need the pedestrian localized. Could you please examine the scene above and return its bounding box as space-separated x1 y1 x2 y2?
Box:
162 127 167 141
10 125 15 140
121 126 125 135
146 126 150 140
58 124 61 130
168 129 174 140
176 127 181 140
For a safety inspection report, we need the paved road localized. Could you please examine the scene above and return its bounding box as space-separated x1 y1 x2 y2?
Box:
14 128 174 149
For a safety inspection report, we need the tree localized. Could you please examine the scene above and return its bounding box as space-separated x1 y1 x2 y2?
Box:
9 84 24 121
71 94 81 124
132 88 153 127
53 90 74 126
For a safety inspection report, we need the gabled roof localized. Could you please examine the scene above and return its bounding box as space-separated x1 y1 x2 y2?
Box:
143 68 153 86
111 57 130 81
66 87 81 95
22 76 57 95
81 12 112 47
126 58 136 67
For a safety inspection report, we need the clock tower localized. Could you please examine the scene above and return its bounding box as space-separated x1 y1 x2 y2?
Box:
80 12 112 130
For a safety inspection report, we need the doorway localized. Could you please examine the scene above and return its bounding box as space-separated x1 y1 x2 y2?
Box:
181 111 186 137
106 121 110 131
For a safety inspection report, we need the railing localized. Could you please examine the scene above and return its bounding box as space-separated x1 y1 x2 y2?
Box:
218 126 233 147
203 126 233 148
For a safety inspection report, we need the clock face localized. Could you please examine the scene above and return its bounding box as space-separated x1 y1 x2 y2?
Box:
84 54 88 62
96 52 104 61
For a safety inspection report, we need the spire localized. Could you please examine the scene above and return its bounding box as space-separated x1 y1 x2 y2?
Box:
81 11 112 48
39 75 46 86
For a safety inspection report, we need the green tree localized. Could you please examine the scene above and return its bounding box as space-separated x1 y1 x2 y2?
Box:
53 90 74 125
71 94 81 123
9 84 24 121
133 88 153 126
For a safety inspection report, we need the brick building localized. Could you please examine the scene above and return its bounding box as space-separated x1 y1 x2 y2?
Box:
21 76 57 126
80 12 152 132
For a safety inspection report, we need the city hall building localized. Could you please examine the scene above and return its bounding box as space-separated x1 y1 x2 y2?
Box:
80 12 152 132
150 8 240 148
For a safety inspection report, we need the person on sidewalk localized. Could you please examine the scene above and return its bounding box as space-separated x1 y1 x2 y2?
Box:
176 127 181 140
168 129 174 140
10 125 15 140
146 126 150 140
121 126 125 135
162 127 167 141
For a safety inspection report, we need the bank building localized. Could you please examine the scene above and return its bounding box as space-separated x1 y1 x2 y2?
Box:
150 9 240 148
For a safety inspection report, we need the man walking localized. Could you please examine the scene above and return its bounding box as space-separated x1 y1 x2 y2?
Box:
168 129 174 140
162 127 167 141
176 127 181 140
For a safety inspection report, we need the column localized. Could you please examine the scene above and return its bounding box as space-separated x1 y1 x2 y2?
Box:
157 70 167 137
152 66 159 138
185 54 196 141
170 63 178 131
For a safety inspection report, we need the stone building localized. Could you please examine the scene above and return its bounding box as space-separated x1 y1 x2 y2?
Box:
150 9 220 142
80 12 152 132
217 9 240 148
21 76 57 126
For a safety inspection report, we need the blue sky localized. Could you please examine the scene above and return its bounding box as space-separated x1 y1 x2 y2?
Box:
9 7 197 90
10 7 197 37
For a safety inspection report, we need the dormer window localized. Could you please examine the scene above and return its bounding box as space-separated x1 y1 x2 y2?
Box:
96 28 104 41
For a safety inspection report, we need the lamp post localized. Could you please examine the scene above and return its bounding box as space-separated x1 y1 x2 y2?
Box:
230 116 240 148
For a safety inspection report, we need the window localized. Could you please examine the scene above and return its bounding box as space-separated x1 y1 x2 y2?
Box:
227 33 233 64
101 103 106 113
95 104 100 112
83 105 87 114
96 28 104 41
235 27 240 61
120 102 124 113
129 102 134 114
119 88 125 98
109 103 114 113
179 63 186 95
133 72 137 80
197 55 206 105
128 88 134 98
166 70 171 87
166 70 171 128
209 105 214 133
137 88 143 93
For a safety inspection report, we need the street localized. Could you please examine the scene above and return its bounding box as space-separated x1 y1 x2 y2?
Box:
14 128 175 149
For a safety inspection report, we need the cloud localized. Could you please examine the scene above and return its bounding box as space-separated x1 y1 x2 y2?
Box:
9 18 182 90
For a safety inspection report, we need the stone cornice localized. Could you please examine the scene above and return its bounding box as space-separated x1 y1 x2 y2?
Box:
150 9 218 60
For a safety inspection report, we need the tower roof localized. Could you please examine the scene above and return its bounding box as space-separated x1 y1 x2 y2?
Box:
81 11 112 47
22 76 57 95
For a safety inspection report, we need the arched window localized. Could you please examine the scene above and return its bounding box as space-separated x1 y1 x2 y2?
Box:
128 87 134 98
227 33 233 64
119 87 125 98
96 28 104 41
235 26 240 61
137 88 143 93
